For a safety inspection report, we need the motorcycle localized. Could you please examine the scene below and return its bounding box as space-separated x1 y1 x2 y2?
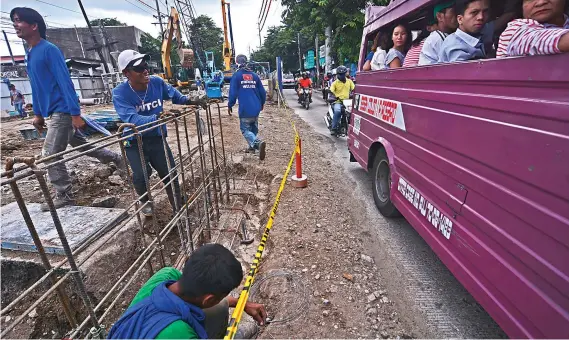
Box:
299 87 311 110
325 95 353 137
322 83 329 101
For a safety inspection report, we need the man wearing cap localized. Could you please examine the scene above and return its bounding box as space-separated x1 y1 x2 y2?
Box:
11 7 124 211
112 49 204 216
418 1 459 65
228 54 267 160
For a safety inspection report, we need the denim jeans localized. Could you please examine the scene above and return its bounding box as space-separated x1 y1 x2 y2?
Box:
42 113 121 194
239 117 260 148
331 103 343 130
14 102 25 118
125 137 182 211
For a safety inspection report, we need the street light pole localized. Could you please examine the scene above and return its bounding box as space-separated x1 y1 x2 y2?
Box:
297 32 303 73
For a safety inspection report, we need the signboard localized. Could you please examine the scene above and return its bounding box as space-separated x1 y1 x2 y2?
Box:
305 50 315 69
319 45 325 58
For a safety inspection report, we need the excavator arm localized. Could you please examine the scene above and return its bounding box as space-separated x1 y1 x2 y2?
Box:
161 7 194 81
221 0 234 72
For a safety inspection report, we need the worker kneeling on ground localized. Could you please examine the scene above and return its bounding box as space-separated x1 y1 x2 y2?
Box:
228 54 267 160
113 49 206 217
107 244 267 339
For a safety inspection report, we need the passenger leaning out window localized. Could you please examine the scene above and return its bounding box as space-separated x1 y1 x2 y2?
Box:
497 0 569 57
438 0 491 63
384 24 411 68
418 1 458 65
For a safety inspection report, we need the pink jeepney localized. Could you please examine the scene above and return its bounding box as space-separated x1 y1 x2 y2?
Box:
348 1 569 338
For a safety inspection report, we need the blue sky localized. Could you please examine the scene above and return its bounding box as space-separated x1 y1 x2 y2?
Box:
1 0 284 58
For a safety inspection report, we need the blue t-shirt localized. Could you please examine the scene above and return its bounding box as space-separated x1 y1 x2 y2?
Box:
26 39 80 117
384 48 406 68
112 76 189 138
228 68 266 118
365 51 374 61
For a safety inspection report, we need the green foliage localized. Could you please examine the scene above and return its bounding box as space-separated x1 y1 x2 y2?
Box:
255 0 390 67
139 15 223 71
190 15 224 70
89 18 126 27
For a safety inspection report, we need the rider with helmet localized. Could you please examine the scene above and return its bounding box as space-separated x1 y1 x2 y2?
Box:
329 65 355 135
297 71 313 103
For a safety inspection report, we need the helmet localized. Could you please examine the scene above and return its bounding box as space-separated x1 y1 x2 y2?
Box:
331 68 337 76
235 54 248 66
303 71 309 77
336 65 348 74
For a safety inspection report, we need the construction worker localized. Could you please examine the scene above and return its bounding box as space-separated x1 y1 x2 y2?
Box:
228 54 267 160
108 244 266 339
113 49 206 217
11 7 124 211
9 84 26 119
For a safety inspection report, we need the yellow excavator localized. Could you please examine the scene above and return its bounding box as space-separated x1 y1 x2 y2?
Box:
221 0 236 80
160 7 194 88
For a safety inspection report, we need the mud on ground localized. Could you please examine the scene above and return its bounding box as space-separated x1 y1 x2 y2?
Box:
220 105 417 339
1 102 416 338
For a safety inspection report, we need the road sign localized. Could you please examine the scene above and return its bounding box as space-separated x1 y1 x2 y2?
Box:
305 50 315 69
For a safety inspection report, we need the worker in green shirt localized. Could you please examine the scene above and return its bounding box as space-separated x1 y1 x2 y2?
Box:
108 244 267 339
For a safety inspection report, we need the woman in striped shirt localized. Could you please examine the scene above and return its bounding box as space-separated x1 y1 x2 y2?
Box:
403 22 438 67
497 0 569 57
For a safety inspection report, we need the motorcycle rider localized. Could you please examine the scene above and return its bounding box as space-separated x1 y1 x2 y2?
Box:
297 71 313 104
329 65 355 136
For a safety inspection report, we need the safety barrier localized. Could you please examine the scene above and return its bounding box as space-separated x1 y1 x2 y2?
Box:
224 84 306 339
0 103 244 338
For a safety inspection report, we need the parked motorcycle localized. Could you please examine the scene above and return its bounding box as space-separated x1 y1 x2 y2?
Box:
325 96 353 137
299 88 311 110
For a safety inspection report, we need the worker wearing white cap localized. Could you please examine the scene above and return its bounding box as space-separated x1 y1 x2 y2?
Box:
113 49 205 217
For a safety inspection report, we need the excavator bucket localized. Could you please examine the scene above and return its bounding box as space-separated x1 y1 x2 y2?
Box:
179 48 194 68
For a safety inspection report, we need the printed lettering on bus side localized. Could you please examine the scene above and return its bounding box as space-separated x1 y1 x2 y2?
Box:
397 177 453 240
357 94 406 131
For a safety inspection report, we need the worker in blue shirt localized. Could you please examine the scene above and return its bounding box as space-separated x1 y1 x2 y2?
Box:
228 54 267 160
113 49 206 217
11 7 123 211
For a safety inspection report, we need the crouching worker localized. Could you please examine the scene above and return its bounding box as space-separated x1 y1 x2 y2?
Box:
113 49 205 216
108 244 267 339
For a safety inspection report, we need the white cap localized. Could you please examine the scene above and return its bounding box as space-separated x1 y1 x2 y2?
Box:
117 49 149 72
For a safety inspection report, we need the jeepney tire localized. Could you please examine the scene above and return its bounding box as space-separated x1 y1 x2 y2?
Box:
372 149 401 218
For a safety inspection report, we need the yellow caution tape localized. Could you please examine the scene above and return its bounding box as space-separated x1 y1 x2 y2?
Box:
224 98 300 339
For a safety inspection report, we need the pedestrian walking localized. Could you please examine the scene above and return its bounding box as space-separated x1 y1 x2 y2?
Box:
11 7 124 211
112 49 206 216
9 84 26 119
228 54 267 160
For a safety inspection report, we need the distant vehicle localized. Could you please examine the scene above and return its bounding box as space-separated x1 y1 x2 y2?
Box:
282 73 296 89
348 1 569 339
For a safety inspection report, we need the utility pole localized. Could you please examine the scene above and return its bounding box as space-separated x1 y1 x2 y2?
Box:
2 30 15 65
154 0 165 36
98 21 118 71
77 0 110 73
74 25 86 58
258 21 262 48
297 32 302 73
325 26 332 74
315 35 320 83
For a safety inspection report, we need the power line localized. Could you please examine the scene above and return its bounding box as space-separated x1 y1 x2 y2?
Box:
258 0 267 22
123 0 156 15
33 0 82 14
132 0 158 12
259 0 273 32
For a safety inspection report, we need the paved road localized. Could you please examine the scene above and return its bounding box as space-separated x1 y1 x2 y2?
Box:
283 89 506 338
